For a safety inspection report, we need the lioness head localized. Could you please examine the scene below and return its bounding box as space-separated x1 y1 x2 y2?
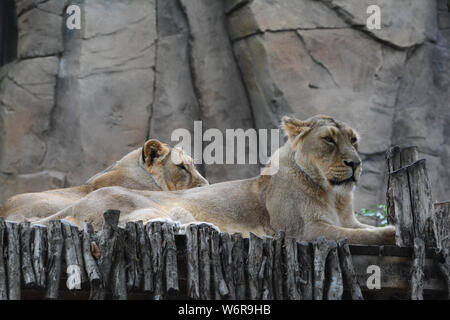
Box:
283 114 362 192
142 139 208 190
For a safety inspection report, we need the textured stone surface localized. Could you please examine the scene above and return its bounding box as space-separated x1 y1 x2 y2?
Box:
18 8 63 58
317 0 438 48
0 0 449 210
228 0 346 40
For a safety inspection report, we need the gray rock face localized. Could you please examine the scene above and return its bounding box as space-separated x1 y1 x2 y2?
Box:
0 0 449 212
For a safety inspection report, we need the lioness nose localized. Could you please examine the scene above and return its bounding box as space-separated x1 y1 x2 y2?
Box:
344 160 361 170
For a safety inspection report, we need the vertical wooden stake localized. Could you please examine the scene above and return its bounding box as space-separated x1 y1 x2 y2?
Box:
162 222 179 296
337 238 363 300
136 220 152 292
313 236 329 300
211 229 228 299
262 236 274 300
199 225 212 300
97 209 121 299
325 241 343 300
147 221 164 299
248 232 264 300
220 232 235 300
82 223 101 300
298 241 313 300
410 237 425 300
19 221 36 287
0 218 8 300
273 231 285 300
186 224 199 299
45 220 64 300
231 232 246 300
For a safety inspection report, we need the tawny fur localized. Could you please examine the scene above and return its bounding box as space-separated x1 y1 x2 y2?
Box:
37 115 395 245
0 139 208 222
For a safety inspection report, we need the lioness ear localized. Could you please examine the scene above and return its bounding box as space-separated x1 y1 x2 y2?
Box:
282 116 311 143
143 139 170 166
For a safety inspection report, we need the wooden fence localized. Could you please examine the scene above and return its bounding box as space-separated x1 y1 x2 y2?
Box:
0 145 448 300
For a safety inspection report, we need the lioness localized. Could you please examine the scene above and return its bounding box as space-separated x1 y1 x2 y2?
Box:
1 139 208 222
39 115 395 244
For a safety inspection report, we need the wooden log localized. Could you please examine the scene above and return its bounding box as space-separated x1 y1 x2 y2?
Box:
6 221 21 300
211 229 228 299
111 227 127 300
162 222 179 296
71 224 87 284
386 146 418 224
433 202 450 250
199 224 212 300
389 167 414 246
337 238 363 300
82 223 101 300
386 146 402 224
437 239 450 300
136 220 152 292
0 218 8 300
32 224 47 289
97 209 121 299
313 236 329 300
220 232 235 299
401 147 419 166
407 160 436 247
147 221 164 299
45 220 64 300
298 241 313 300
273 231 285 300
186 224 200 299
262 236 274 300
124 222 140 292
247 232 264 300
325 241 343 300
284 237 302 300
61 221 83 290
231 232 246 300
410 237 425 300
19 221 36 288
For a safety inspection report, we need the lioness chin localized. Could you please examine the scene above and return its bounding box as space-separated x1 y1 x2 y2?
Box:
0 139 208 222
38 115 395 245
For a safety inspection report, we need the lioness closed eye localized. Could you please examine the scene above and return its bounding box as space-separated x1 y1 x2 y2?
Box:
0 139 208 222
39 115 395 245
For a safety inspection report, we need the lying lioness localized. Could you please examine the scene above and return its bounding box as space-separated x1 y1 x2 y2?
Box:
0 139 208 222
39 115 395 244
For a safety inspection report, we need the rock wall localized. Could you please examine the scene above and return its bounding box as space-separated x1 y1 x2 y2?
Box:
0 0 449 211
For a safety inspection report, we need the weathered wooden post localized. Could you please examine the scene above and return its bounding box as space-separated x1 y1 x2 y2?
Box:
261 236 275 300
186 224 199 299
313 236 329 300
45 220 64 300
297 241 313 300
96 209 121 300
434 202 450 250
325 241 343 300
82 223 101 299
19 221 36 288
0 218 7 300
337 239 363 300
231 232 246 300
386 146 440 299
220 232 235 299
248 232 264 300
273 231 285 300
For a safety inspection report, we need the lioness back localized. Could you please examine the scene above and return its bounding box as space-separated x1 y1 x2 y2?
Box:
0 139 208 222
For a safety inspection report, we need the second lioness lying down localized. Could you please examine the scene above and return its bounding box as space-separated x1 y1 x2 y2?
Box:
0 139 208 222
39 115 395 245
